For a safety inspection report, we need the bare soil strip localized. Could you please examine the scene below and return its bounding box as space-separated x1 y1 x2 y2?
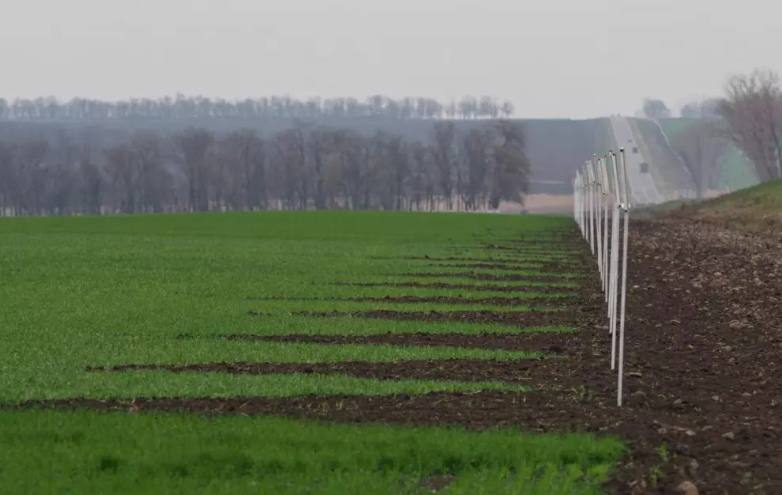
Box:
394 272 581 283
334 282 577 294
87 359 545 384
397 256 580 265
347 295 574 305
296 310 576 327
224 332 571 352
244 295 573 305
424 262 580 272
480 245 580 255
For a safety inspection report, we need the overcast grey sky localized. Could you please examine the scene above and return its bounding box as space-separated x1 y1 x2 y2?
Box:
2 0 780 118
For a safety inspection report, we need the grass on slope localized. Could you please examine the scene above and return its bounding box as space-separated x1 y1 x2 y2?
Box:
674 179 782 232
698 179 782 215
659 118 759 191
0 410 623 495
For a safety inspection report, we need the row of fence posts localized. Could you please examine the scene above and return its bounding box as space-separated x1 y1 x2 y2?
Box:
573 149 632 406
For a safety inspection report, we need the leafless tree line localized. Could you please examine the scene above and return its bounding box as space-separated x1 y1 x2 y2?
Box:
0 95 514 122
0 121 529 216
645 69 782 184
719 69 782 182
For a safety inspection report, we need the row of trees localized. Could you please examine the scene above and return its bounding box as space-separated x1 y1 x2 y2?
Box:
640 98 721 120
0 95 515 122
0 121 530 216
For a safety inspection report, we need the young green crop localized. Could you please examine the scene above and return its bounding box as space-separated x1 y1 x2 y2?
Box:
0 211 622 495
0 211 574 402
0 410 623 495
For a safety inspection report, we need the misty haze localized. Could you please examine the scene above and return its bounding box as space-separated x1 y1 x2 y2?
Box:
1 1 781 494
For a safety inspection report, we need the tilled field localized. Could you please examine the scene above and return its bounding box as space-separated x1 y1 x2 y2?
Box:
4 211 779 493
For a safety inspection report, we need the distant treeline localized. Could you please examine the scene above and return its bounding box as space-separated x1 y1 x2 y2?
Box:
0 95 515 122
0 121 529 216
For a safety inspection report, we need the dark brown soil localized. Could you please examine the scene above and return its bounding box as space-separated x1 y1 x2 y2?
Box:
334 282 577 294
348 295 574 305
19 218 782 493
244 295 572 305
297 309 576 328
425 262 580 272
394 272 579 283
88 358 548 383
224 332 572 352
403 256 557 263
481 243 578 253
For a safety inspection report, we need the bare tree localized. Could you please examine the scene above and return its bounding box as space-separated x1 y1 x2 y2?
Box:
488 121 530 208
79 145 104 215
226 129 266 210
431 122 456 209
719 69 782 181
680 98 722 119
0 117 530 215
500 101 515 118
642 99 672 121
461 128 493 209
269 124 312 209
0 142 15 215
17 139 49 215
105 144 138 213
130 132 170 212
670 121 726 198
175 128 214 211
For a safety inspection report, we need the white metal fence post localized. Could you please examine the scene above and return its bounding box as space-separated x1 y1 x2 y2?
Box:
609 152 621 369
600 157 611 298
573 147 632 407
616 148 632 407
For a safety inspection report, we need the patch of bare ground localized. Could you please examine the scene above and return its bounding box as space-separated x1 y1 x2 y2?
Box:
424 262 581 272
393 272 580 283
348 295 574 305
334 282 577 294
88 359 548 383
397 256 581 266
244 295 572 305
294 310 577 327
224 332 572 352
482 243 580 252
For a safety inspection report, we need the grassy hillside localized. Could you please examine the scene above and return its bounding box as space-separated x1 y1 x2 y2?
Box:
659 118 759 192
691 180 782 230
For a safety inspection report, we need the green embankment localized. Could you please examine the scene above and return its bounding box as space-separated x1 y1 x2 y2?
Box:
659 118 759 191
690 179 782 231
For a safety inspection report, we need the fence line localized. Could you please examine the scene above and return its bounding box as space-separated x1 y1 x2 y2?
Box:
574 149 633 406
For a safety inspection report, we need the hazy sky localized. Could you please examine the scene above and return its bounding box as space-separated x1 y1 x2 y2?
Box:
2 0 781 118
